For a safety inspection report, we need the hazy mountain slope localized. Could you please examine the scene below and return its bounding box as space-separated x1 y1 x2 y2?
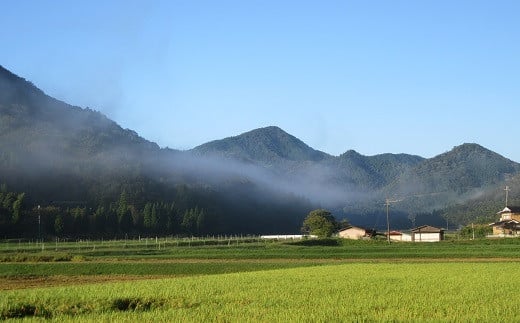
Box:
191 128 424 198
376 143 520 216
0 65 316 237
2 64 520 235
323 150 424 190
0 65 170 201
0 65 158 151
365 153 425 185
392 143 520 195
0 65 160 164
439 172 520 225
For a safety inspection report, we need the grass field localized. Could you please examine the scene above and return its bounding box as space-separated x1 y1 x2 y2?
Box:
1 238 520 321
3 236 520 261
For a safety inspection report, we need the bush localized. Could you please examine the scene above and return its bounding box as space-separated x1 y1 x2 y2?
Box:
286 238 340 246
111 297 164 312
1 303 51 319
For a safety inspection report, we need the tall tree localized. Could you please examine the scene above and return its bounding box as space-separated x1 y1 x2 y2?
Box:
11 192 25 224
143 203 153 229
301 209 338 238
54 214 64 236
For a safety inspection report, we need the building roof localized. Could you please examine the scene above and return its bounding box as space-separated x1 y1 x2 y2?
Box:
411 225 444 233
497 206 520 214
387 231 403 236
490 219 520 227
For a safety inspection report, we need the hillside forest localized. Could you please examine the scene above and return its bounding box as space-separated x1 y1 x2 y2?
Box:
1 64 519 239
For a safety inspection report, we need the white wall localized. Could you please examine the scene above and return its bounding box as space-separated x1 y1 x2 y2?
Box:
413 232 440 242
401 233 412 242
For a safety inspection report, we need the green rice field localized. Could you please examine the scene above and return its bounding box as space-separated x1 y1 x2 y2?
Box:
1 238 520 321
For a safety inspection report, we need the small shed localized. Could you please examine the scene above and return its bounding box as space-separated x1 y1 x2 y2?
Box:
411 225 444 242
388 231 412 242
338 226 376 240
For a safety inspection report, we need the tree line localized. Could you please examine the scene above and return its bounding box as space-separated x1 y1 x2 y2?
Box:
0 187 206 239
0 182 312 239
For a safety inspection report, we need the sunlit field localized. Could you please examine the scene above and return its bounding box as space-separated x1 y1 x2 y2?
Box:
2 238 520 321
2 262 520 321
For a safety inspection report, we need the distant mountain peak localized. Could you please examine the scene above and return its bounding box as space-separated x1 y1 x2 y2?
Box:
341 149 361 156
191 126 330 163
256 125 284 132
240 125 292 139
452 143 488 152
440 143 510 162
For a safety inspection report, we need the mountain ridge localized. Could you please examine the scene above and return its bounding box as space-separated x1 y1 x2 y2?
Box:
1 64 519 236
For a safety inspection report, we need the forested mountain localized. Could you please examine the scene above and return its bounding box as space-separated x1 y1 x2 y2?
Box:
189 125 520 229
379 143 520 216
337 144 519 228
1 64 519 237
0 65 313 238
191 128 425 202
439 171 520 225
392 143 519 195
192 126 331 165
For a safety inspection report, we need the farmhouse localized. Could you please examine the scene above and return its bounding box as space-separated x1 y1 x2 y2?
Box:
387 230 412 242
411 225 444 242
489 206 520 236
338 226 376 240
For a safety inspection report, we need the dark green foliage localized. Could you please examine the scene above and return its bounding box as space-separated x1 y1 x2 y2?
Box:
0 183 311 237
11 193 24 224
1 303 51 319
181 207 204 235
111 297 163 312
287 238 340 246
54 214 64 235
143 203 153 230
301 209 339 238
459 224 493 239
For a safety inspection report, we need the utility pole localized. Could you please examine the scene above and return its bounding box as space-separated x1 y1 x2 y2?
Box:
385 198 400 244
37 205 41 243
504 186 510 207
385 199 390 243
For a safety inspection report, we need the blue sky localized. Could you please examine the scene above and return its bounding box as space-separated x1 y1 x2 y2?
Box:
1 1 519 161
